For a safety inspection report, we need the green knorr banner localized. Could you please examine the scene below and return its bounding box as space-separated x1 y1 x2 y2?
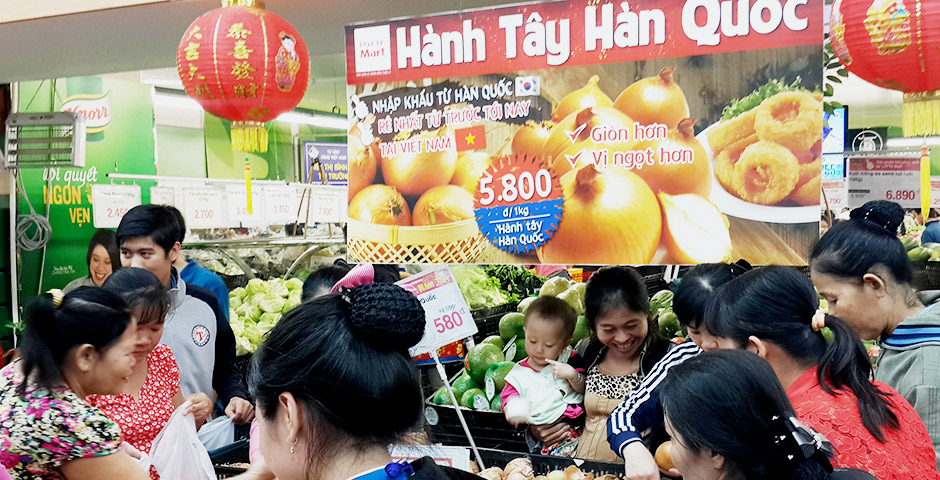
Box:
16 75 157 298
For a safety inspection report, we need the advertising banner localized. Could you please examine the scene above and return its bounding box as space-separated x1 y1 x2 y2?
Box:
345 0 822 266
301 141 349 185
17 75 157 295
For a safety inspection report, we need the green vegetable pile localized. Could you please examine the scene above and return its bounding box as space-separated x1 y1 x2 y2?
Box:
482 265 546 302
721 78 810 121
451 265 513 310
229 277 304 355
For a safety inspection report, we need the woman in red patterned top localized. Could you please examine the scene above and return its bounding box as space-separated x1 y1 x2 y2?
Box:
703 266 939 480
87 268 213 478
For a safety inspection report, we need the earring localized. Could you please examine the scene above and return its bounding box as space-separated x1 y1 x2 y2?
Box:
289 437 298 455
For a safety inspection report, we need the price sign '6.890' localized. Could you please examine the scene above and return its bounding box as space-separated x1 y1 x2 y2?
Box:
397 266 478 357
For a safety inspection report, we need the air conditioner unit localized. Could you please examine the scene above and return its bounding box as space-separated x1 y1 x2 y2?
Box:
3 112 85 169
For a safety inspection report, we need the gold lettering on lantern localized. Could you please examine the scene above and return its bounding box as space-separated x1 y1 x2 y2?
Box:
247 106 270 120
188 64 205 81
231 61 256 80
229 39 253 60
186 26 203 41
184 42 200 61
192 84 215 99
227 23 252 40
233 83 260 98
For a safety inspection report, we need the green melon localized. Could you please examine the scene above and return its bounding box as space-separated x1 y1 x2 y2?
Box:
498 312 526 342
464 343 505 384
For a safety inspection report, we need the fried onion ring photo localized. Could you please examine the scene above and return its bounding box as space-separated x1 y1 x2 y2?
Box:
789 175 821 206
732 141 799 205
707 108 757 153
754 92 822 152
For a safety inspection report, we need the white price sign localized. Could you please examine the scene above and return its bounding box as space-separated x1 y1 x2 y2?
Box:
225 184 265 226
150 186 175 206
821 180 846 212
264 186 296 224
183 188 225 229
398 266 477 357
307 186 344 223
847 157 921 208
92 184 141 228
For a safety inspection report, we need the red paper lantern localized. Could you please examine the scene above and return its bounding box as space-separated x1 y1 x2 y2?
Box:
176 0 309 152
830 0 940 136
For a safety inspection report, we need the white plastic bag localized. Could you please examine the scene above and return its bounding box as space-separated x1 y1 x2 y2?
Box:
149 401 217 480
197 416 234 452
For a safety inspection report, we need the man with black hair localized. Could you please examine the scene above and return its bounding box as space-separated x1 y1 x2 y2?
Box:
166 206 230 319
116 204 253 423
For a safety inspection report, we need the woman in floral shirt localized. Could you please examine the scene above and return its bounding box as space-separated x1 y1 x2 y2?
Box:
0 288 148 480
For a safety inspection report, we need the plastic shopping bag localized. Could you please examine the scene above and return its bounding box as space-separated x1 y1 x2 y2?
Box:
198 416 234 452
149 401 217 480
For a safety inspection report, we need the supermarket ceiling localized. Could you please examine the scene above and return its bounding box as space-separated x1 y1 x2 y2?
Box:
0 0 520 84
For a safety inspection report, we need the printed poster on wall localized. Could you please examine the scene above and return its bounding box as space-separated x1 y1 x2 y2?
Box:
345 0 823 265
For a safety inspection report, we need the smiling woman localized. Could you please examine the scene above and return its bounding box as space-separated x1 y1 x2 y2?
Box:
63 229 121 292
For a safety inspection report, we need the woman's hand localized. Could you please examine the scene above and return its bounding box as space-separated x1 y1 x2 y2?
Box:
622 442 660 480
184 393 213 427
529 422 571 445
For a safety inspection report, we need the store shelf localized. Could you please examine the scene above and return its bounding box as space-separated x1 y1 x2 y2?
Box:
183 235 344 249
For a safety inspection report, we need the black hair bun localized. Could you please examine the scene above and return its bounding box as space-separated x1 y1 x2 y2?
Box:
851 200 904 235
346 283 426 351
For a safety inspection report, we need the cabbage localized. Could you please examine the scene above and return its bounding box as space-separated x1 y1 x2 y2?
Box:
267 279 289 298
230 296 243 310
286 278 304 292
282 295 301 314
230 287 247 299
288 290 301 303
245 278 266 295
235 335 254 356
259 312 281 327
243 323 265 346
258 294 286 314
236 302 262 323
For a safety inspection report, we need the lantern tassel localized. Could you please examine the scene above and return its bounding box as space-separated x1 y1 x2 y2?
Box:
904 92 940 137
231 121 268 153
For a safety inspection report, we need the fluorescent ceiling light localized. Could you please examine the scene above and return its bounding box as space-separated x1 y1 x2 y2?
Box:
885 137 940 148
151 92 345 130
276 112 346 130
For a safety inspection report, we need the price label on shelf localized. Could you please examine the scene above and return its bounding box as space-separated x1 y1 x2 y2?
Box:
264 186 296 224
225 184 265 227
183 188 225 229
149 186 175 206
92 184 142 228
847 156 921 208
397 266 477 357
474 154 564 254
306 186 344 223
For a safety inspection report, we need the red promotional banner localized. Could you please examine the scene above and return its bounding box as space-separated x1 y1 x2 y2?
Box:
345 0 824 266
346 0 821 85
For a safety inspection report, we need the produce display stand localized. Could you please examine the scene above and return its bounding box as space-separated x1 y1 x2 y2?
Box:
476 448 624 476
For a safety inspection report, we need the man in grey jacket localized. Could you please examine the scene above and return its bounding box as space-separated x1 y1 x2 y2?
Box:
117 204 254 423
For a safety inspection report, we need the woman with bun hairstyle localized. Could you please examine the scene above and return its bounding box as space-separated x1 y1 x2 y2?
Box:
662 350 876 480
233 282 479 480
0 288 148 480
811 200 940 468
611 262 749 480
704 266 938 479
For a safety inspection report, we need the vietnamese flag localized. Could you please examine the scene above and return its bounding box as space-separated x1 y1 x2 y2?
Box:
454 125 486 152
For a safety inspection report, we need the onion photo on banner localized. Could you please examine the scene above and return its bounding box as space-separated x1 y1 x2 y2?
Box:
344 0 823 265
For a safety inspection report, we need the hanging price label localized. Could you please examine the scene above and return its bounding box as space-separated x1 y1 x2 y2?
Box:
149 186 175 206
183 188 225 229
397 266 478 357
264 186 296 224
307 186 345 223
92 184 142 228
225 184 265 227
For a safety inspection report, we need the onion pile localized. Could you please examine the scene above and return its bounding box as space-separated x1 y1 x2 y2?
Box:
347 133 379 200
412 185 476 226
451 151 493 194
632 118 711 197
381 126 458 197
348 185 412 226
511 121 554 162
614 67 690 129
552 75 613 122
538 165 661 264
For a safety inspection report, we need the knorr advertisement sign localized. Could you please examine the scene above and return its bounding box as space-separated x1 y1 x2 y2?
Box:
345 0 823 265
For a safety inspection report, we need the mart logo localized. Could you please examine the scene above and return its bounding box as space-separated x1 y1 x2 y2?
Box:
354 25 392 74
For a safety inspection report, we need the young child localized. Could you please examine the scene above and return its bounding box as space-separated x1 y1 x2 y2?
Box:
501 296 585 456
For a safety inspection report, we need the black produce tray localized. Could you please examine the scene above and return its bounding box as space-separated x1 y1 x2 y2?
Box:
912 262 940 291
214 465 247 478
423 394 528 452
476 448 625 476
470 302 517 344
